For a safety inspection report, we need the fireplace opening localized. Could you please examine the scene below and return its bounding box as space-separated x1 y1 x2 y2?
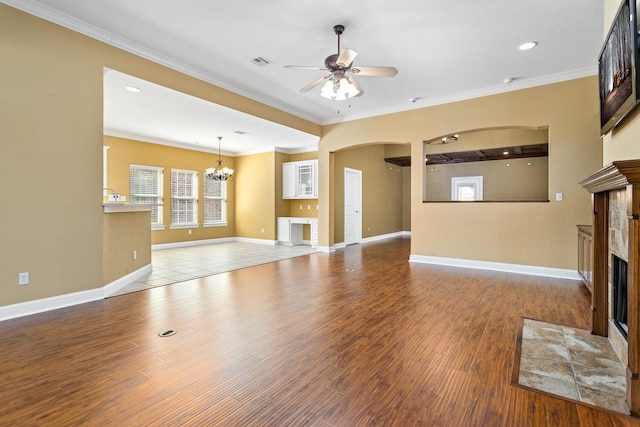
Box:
613 255 628 339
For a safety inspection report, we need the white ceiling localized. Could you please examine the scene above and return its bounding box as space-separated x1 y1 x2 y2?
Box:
103 69 320 156
6 0 604 155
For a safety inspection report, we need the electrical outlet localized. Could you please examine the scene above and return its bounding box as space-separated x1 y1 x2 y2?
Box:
261 227 265 233
188 229 192 235
307 204 311 210
18 272 29 285
133 250 137 260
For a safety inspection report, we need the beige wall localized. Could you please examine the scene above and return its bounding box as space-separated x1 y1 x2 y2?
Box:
424 128 549 201
103 211 151 285
0 4 317 307
403 167 411 231
333 144 406 243
318 77 602 269
382 144 412 231
235 151 277 239
425 157 549 201
1 6 104 305
105 136 236 244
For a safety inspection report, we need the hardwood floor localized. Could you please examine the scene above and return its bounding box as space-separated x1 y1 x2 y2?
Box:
2 237 639 426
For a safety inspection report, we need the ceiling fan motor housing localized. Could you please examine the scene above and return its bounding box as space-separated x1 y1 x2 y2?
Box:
325 54 341 71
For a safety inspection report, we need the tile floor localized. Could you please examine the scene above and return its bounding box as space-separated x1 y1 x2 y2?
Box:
109 242 319 297
518 318 629 414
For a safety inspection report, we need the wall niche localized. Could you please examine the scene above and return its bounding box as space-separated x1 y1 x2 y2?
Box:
423 127 549 202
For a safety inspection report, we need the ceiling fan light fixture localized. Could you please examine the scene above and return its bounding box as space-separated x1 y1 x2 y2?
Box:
320 77 362 100
288 24 395 100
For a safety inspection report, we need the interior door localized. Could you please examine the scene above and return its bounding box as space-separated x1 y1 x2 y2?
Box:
344 167 362 245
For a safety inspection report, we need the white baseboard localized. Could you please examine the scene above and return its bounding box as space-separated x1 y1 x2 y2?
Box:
0 288 103 321
361 231 410 244
328 231 411 251
409 254 582 281
153 236 278 251
0 263 154 321
235 237 278 245
103 264 152 297
152 237 236 251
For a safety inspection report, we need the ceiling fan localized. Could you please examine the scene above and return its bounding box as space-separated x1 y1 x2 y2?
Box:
285 24 398 100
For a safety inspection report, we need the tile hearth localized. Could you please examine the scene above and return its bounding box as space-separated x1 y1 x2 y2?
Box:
517 318 629 415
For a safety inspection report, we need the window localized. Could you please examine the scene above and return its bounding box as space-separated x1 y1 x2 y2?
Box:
451 176 483 201
130 164 164 229
204 178 227 226
171 169 198 228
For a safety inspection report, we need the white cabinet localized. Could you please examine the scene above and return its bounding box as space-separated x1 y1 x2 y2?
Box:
283 160 318 199
277 217 318 247
277 217 291 243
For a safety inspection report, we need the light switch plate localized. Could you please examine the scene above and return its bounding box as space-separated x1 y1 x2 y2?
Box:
555 192 563 201
18 272 29 285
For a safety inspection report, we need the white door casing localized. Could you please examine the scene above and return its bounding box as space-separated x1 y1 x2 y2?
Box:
344 167 362 245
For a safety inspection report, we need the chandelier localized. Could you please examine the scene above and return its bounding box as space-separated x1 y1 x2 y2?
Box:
320 75 362 100
205 136 234 181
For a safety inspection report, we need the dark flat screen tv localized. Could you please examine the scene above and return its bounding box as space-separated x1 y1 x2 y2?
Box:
599 0 640 136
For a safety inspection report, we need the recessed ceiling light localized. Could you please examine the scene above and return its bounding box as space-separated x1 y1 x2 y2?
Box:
519 41 538 51
503 150 509 155
125 86 141 93
503 77 513 84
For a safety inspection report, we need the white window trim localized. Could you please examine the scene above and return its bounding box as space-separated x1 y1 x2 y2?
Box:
204 222 228 228
170 223 199 230
170 168 198 227
103 146 110 191
130 164 164 227
203 178 228 226
451 176 483 201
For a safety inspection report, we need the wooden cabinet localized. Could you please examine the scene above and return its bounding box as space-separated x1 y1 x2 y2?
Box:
283 160 318 199
577 225 593 294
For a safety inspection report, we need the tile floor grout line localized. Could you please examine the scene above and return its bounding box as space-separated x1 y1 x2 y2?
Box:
561 325 583 402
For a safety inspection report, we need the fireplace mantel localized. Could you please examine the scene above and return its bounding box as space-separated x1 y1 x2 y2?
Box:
580 159 640 416
580 160 640 194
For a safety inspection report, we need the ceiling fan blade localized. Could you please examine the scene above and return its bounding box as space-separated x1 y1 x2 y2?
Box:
350 66 398 77
336 48 358 67
300 75 331 92
347 76 364 97
284 65 328 71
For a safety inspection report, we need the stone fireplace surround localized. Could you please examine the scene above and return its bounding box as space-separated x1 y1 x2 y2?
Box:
580 160 640 416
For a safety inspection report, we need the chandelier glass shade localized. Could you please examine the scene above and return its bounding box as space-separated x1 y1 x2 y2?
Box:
205 137 234 181
320 77 362 100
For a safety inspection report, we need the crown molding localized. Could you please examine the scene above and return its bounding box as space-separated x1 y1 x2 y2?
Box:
2 0 323 124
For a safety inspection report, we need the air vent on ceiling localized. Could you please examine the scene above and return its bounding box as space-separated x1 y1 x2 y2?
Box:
251 56 271 67
234 130 250 135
